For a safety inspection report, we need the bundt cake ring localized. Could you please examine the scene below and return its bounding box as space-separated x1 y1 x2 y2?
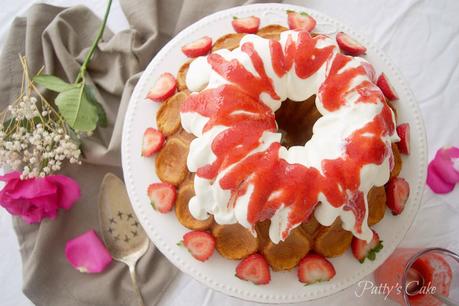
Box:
180 30 398 245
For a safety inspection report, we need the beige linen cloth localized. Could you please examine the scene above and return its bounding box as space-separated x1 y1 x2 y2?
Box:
0 0 279 305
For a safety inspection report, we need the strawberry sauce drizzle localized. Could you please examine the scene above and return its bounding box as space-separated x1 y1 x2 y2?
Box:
180 31 394 239
293 32 335 79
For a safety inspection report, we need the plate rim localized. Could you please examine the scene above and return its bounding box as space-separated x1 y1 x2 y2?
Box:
121 3 427 303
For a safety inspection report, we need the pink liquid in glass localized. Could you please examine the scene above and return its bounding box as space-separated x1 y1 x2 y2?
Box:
374 248 453 306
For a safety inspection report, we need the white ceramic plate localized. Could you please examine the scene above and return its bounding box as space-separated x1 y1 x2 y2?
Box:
121 3 427 303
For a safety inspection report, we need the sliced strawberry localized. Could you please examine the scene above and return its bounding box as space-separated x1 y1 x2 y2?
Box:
146 72 177 102
351 230 383 263
235 253 271 285
297 253 336 285
141 128 164 156
396 123 410 155
180 231 215 262
232 16 260 34
336 32 367 56
287 10 316 32
377 73 398 101
385 177 410 215
181 36 212 58
147 182 176 213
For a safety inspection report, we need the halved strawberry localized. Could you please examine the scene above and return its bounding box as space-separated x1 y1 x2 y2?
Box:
180 231 215 262
297 253 336 285
146 72 177 102
351 230 383 263
232 16 260 34
141 128 164 156
385 177 410 215
396 123 410 155
287 10 316 32
147 182 176 213
235 253 271 285
376 73 398 101
336 32 367 56
181 36 212 58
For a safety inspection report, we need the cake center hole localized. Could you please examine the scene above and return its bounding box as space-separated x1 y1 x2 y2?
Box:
275 95 322 148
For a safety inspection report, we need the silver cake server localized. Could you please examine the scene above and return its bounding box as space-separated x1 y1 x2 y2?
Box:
98 173 149 306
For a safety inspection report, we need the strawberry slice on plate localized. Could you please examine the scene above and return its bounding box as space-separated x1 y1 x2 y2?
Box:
232 16 260 34
351 230 383 263
287 10 316 32
181 36 212 58
385 177 410 215
336 32 367 56
146 72 177 102
141 127 164 156
147 182 176 213
377 73 399 101
396 123 410 155
236 253 271 285
180 231 215 262
297 253 336 285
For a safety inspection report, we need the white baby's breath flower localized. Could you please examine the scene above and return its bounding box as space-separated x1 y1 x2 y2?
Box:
0 57 83 178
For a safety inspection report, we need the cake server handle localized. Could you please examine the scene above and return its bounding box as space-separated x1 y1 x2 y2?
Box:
128 261 145 306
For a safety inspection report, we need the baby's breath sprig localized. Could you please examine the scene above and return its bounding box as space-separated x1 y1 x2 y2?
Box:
0 56 82 179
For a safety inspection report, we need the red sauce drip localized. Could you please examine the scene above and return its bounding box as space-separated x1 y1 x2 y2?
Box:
180 31 395 239
219 143 327 236
180 85 274 133
294 32 336 79
207 44 279 102
284 34 296 71
269 40 285 77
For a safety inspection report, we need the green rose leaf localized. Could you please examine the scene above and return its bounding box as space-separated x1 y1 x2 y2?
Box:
55 85 99 132
33 74 76 93
85 86 108 128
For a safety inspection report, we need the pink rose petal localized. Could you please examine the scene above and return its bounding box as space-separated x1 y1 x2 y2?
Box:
45 175 81 210
0 171 21 194
8 178 57 199
0 171 21 182
65 230 112 273
427 163 455 194
427 146 459 194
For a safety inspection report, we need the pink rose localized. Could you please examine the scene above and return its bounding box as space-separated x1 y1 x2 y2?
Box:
0 171 80 224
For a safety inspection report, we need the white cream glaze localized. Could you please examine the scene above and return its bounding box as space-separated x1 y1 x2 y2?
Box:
181 31 398 243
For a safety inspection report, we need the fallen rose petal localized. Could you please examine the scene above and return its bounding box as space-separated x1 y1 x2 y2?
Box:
427 146 459 194
435 147 459 184
65 230 112 273
45 175 81 210
427 163 455 194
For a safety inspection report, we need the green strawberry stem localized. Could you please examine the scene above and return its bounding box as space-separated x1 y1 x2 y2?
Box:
75 0 113 84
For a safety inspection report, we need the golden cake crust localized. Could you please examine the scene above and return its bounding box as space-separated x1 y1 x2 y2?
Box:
211 223 259 260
